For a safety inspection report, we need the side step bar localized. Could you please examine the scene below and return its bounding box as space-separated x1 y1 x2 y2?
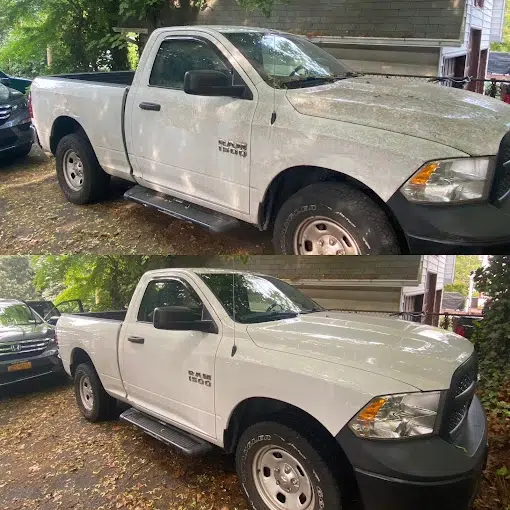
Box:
124 185 241 233
120 408 213 456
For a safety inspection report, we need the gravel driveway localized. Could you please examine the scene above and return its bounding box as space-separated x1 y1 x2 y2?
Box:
0 149 272 255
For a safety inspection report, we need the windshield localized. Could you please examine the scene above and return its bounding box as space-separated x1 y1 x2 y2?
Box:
198 273 324 324
221 31 353 89
0 303 41 326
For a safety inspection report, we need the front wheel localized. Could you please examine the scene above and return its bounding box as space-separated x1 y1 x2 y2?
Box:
236 422 342 510
273 182 400 255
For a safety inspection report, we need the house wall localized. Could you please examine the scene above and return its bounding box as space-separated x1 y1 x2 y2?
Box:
402 255 449 298
195 0 467 41
442 0 495 59
168 255 422 311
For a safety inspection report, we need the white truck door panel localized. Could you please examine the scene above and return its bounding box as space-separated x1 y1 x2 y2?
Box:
129 32 256 215
119 277 222 439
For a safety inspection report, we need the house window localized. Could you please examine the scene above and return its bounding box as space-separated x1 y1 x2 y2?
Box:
474 0 484 7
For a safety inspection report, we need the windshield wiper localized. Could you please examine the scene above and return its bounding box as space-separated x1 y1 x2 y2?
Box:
284 72 361 89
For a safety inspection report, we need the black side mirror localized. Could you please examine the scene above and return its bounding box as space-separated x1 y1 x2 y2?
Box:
153 306 218 334
0 77 11 87
184 70 247 98
47 317 59 326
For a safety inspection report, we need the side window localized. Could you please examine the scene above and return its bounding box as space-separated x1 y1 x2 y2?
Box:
137 279 204 323
149 38 230 90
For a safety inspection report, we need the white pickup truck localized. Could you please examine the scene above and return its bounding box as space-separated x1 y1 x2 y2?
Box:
31 26 510 255
57 268 487 510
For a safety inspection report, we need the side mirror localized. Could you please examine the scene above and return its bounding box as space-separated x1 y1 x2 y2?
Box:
184 70 247 98
0 77 11 87
153 306 218 334
47 317 59 326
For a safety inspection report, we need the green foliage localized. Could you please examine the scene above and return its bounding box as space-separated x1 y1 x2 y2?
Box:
0 256 40 300
444 255 482 296
0 0 276 76
471 256 510 412
32 255 172 311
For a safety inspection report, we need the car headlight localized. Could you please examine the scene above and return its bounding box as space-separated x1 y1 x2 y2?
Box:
400 158 496 203
349 391 443 439
11 100 27 111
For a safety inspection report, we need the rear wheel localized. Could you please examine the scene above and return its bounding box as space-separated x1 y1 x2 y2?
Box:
74 363 116 422
236 422 342 510
273 182 400 255
55 132 110 204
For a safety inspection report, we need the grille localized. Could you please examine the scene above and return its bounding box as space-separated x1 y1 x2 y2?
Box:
0 338 50 362
441 354 478 439
492 132 510 202
0 105 12 125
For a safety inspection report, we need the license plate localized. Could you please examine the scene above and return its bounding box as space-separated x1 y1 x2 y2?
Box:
8 361 32 372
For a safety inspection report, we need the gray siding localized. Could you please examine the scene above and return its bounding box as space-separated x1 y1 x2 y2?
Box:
195 0 467 41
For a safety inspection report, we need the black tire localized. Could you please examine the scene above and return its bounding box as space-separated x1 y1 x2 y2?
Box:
55 132 110 204
236 422 342 510
74 362 116 422
273 182 400 255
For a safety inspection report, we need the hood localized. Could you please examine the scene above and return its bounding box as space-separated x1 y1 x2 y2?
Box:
286 76 510 156
0 322 52 344
246 311 473 391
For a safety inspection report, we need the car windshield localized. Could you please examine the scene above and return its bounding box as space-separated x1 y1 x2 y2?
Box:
221 31 354 89
198 273 324 324
0 303 41 326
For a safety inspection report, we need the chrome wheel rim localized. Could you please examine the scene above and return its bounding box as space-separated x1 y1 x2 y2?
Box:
293 216 361 255
79 375 94 411
63 149 84 191
252 445 315 510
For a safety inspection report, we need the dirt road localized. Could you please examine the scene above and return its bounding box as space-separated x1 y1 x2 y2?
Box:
0 149 272 255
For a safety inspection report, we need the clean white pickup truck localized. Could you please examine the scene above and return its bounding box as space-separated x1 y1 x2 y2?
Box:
57 268 487 510
31 26 510 255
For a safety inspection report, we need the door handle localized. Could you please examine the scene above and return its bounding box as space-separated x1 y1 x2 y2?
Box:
139 102 161 111
128 336 145 344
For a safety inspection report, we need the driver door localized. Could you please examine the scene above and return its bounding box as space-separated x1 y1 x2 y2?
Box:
128 33 257 216
120 276 222 438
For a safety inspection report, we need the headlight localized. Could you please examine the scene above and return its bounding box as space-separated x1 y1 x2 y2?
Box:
400 158 495 203
349 391 442 439
11 100 27 111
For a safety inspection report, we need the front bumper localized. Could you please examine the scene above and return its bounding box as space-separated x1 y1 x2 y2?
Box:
387 191 510 254
336 396 488 510
0 349 64 386
0 113 33 153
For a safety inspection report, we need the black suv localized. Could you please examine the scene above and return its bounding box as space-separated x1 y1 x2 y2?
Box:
0 299 63 387
0 83 32 159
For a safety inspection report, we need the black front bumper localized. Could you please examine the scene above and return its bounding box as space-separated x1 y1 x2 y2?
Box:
0 349 64 386
336 396 488 510
0 115 33 153
387 192 510 254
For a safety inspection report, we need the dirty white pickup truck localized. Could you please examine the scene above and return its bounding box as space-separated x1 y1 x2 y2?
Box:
57 268 487 510
31 26 510 255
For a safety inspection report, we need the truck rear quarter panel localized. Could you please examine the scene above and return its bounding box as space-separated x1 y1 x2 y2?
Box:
57 315 125 398
31 77 132 179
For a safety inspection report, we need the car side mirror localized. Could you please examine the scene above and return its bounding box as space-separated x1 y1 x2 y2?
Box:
184 70 247 98
0 77 11 87
153 306 218 334
47 317 59 326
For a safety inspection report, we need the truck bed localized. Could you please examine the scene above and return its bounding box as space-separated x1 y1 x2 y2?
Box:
71 310 127 321
52 71 135 86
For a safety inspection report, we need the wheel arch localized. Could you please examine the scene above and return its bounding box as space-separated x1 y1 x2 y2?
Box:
224 396 341 455
50 116 86 155
258 165 409 253
69 347 94 377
